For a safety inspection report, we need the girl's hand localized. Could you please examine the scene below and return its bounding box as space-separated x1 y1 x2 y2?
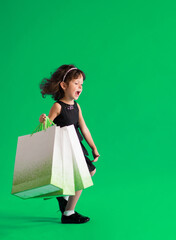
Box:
91 148 100 162
39 114 46 123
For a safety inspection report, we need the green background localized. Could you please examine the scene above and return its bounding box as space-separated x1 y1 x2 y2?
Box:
1 0 176 239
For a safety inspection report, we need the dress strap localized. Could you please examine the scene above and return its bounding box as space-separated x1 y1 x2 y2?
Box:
57 100 64 105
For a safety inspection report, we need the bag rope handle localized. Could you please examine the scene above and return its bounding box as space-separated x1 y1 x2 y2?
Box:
31 116 56 136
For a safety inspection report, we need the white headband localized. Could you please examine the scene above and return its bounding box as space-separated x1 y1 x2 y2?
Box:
62 67 77 82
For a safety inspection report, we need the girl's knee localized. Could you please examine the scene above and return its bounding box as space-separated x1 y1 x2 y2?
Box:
90 168 96 176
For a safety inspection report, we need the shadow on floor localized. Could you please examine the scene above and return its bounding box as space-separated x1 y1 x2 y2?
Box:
0 210 61 229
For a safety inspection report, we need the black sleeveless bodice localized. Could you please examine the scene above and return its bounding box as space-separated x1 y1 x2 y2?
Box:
53 100 88 155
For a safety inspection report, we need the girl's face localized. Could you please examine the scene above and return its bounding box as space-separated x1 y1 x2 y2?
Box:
64 75 83 100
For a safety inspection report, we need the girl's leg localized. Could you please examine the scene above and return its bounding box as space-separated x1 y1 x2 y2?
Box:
65 168 96 211
65 189 82 211
90 168 96 177
64 168 96 211
61 169 96 223
62 189 89 223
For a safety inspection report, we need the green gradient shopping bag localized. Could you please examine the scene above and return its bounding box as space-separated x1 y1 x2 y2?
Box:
11 118 65 199
67 125 93 191
37 124 93 199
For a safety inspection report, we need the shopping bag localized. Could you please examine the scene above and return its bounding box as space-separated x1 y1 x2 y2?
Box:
34 125 76 198
66 125 93 191
11 118 64 199
36 124 93 199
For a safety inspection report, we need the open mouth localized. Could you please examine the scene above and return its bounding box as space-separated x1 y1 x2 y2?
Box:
75 91 81 96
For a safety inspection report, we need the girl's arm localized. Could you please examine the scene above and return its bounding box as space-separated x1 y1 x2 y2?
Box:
39 103 61 123
77 103 100 162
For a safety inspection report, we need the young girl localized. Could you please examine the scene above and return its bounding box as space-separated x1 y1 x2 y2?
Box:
39 64 100 224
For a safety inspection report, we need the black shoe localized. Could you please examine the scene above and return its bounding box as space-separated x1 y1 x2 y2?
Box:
56 197 68 213
74 212 89 218
61 212 90 224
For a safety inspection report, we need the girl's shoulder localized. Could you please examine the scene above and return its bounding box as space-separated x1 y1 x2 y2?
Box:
52 102 62 114
53 101 62 108
48 102 61 121
76 102 83 113
54 101 61 105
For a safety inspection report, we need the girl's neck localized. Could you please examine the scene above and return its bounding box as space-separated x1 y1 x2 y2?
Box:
59 97 74 105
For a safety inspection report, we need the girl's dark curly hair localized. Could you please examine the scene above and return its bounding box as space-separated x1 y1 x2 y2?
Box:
40 64 86 101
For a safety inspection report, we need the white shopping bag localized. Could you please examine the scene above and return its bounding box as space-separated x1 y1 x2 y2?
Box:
38 126 76 198
11 125 63 199
66 125 93 191
37 125 93 199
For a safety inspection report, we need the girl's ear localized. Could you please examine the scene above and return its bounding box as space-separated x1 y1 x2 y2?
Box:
60 81 67 90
